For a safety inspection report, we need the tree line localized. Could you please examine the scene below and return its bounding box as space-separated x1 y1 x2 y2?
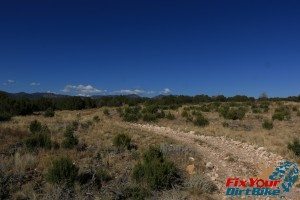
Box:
1 91 300 120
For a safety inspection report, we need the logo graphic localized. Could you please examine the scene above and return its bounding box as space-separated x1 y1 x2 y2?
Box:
225 161 299 197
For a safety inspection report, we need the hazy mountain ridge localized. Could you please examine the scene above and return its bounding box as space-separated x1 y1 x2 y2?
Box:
0 91 146 99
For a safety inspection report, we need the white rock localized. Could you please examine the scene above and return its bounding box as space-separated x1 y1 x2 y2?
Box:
257 147 265 151
206 162 214 170
242 167 247 173
189 157 195 162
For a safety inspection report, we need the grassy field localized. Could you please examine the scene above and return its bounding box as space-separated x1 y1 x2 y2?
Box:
0 101 300 199
0 108 217 199
155 102 300 161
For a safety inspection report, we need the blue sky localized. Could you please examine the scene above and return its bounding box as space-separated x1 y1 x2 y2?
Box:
1 0 300 97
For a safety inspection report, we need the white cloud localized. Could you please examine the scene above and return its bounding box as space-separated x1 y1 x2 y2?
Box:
146 90 155 94
160 88 172 94
118 89 144 95
61 85 171 97
62 84 103 96
30 82 40 86
3 79 15 85
112 89 155 95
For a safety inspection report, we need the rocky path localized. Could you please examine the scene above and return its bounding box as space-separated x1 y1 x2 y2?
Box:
125 123 300 199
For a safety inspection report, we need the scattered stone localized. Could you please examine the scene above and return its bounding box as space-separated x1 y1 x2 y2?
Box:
241 167 247 173
189 157 195 162
211 173 219 181
206 162 214 170
257 147 265 151
186 164 196 175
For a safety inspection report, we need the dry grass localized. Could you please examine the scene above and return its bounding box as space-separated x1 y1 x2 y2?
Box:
14 152 37 174
184 173 218 195
155 102 300 162
0 108 210 199
1 102 299 198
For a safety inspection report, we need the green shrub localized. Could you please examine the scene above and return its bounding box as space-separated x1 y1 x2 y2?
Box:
77 171 98 186
93 115 100 122
272 113 286 121
80 120 93 130
199 105 211 112
122 186 150 200
184 174 218 194
142 113 157 122
116 107 123 116
64 123 77 134
62 125 78 149
218 106 229 117
211 102 221 111
103 108 110 116
143 146 164 163
228 102 238 107
25 132 52 151
122 106 141 122
132 147 181 190
166 112 175 120
181 110 189 118
229 107 246 120
141 105 158 114
193 114 209 127
96 168 112 182
44 108 55 117
262 120 273 130
29 120 42 134
26 121 52 150
141 105 165 122
46 157 79 185
288 139 300 156
292 106 298 112
251 105 262 114
0 112 11 122
181 110 193 122
77 168 112 187
272 106 291 121
219 106 246 120
113 133 132 150
259 101 270 112
62 136 78 149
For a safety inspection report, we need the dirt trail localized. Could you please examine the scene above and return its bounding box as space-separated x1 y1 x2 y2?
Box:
124 123 300 199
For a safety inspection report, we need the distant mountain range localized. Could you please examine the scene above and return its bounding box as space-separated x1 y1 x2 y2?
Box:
0 91 148 99
91 94 143 99
0 91 69 99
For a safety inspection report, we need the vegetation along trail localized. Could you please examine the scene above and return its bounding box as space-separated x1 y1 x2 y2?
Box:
121 122 300 199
